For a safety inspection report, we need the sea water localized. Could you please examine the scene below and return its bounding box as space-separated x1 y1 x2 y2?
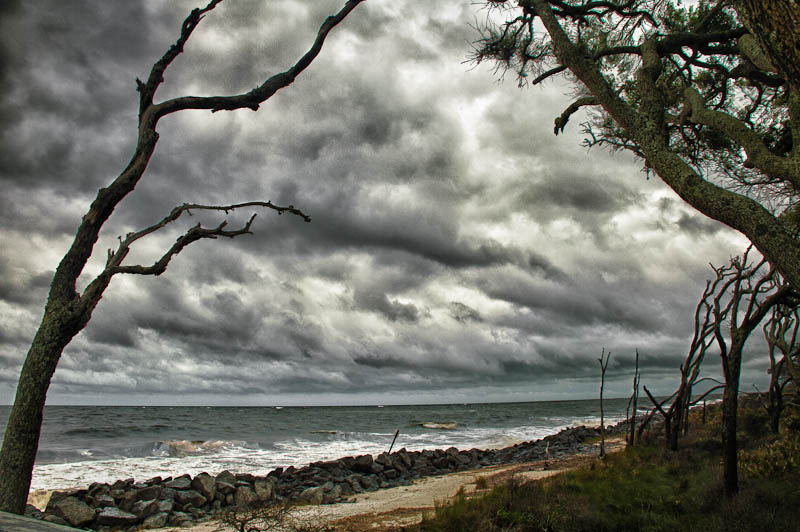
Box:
0 399 632 491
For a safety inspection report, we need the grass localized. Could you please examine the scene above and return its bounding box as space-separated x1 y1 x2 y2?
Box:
412 399 800 532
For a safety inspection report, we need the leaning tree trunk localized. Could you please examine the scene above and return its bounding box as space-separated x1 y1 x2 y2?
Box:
0 298 88 512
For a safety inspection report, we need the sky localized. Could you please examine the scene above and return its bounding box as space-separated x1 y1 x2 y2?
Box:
0 0 760 406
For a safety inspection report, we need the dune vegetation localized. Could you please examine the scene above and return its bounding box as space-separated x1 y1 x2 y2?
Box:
412 397 800 532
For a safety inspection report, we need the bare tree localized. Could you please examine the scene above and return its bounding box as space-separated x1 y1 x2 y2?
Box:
704 247 793 496
473 1 800 293
626 349 640 446
0 0 365 514
759 303 800 432
598 348 611 458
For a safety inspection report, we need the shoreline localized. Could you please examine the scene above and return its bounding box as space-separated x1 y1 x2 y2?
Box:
27 423 626 530
163 438 626 532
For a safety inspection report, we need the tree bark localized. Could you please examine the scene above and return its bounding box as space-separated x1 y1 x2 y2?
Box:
734 0 800 94
721 338 743 497
0 301 87 512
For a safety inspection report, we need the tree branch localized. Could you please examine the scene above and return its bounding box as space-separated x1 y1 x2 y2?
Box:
80 201 308 307
554 96 598 135
152 0 365 118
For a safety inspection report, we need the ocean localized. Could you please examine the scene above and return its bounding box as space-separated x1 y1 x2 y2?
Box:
0 399 632 492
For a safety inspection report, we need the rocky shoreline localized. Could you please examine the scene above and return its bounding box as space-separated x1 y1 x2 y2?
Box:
28 424 620 530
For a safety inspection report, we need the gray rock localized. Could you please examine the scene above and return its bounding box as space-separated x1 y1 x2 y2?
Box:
354 454 373 473
42 514 70 526
360 475 379 491
216 480 237 495
322 484 343 504
156 499 175 514
174 489 207 507
142 512 169 529
131 498 160 519
51 497 96 528
346 475 364 493
216 470 238 484
298 486 324 505
168 511 193 525
96 507 139 527
89 493 116 508
192 472 216 501
136 485 163 501
164 475 192 490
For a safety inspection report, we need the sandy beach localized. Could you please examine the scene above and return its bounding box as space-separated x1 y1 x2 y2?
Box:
153 439 622 532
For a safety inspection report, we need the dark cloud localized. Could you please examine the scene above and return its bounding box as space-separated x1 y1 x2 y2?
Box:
353 289 420 323
0 0 758 405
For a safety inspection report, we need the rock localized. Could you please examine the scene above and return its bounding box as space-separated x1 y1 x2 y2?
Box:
360 475 379 491
236 472 256 483
346 475 363 493
192 472 217 501
164 475 192 490
375 453 393 467
96 507 139 527
168 511 193 526
51 496 96 528
234 486 257 507
322 484 343 504
89 493 117 508
216 480 237 495
254 478 274 500
174 489 207 508
353 454 373 473
131 498 160 519
142 512 169 529
42 514 70 526
216 470 238 484
298 486 324 505
136 485 163 501
156 499 174 514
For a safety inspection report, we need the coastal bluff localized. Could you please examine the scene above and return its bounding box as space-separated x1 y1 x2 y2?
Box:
28 425 607 530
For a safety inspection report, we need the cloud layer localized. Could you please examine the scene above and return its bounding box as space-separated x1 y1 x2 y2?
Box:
0 0 757 405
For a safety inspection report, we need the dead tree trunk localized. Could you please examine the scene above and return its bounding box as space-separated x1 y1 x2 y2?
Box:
627 349 640 447
598 348 611 458
0 0 364 514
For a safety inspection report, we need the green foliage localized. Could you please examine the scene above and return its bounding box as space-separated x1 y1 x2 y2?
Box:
740 435 800 478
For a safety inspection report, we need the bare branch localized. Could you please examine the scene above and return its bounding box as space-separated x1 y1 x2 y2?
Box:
554 96 598 135
152 0 366 118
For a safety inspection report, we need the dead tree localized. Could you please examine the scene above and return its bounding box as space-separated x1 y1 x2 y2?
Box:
0 0 364 514
598 348 611 458
626 349 640 447
706 247 793 497
759 303 800 433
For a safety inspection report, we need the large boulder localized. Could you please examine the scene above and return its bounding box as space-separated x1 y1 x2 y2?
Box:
51 496 96 528
298 486 324 505
192 472 216 501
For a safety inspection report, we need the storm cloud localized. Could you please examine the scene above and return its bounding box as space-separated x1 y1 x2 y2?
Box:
0 0 758 406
